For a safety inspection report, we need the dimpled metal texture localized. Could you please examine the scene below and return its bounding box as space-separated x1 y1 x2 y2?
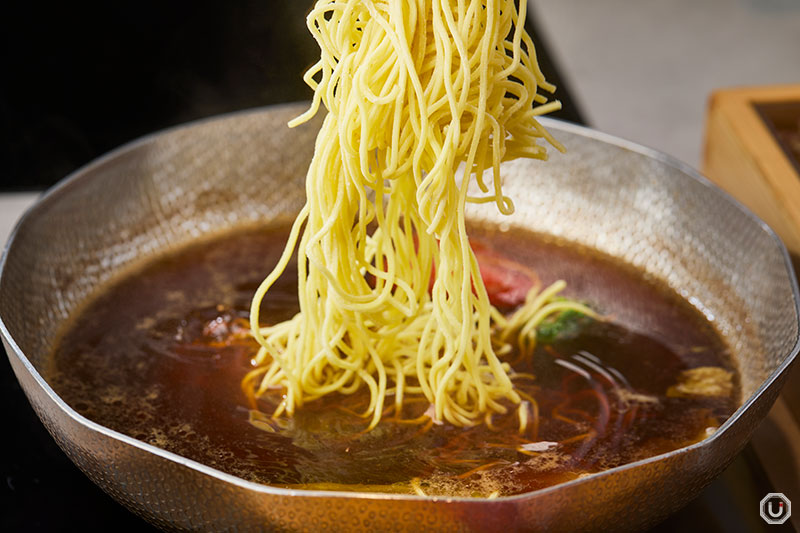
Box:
1 104 799 532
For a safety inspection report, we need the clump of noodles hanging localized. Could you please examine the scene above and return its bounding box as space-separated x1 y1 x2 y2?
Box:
245 0 595 429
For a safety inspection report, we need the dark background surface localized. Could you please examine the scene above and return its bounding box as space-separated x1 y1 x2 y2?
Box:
0 1 791 531
1 1 316 190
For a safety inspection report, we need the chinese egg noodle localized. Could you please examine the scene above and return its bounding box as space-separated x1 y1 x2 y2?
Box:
245 0 596 430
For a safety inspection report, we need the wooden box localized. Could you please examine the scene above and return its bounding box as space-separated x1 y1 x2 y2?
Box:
703 84 800 253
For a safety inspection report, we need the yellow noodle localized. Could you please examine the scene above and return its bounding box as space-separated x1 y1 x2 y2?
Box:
248 0 589 429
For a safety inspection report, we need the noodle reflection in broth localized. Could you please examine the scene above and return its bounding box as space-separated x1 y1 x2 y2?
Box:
245 0 592 430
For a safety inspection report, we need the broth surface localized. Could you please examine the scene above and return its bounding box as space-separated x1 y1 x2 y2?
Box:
48 223 739 497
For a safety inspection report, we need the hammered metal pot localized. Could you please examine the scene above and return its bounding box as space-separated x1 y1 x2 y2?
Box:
1 103 798 532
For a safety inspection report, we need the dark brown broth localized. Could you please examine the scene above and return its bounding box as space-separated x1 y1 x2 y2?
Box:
48 223 739 497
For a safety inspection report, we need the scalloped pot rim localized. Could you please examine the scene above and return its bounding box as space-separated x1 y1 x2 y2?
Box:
0 103 798 507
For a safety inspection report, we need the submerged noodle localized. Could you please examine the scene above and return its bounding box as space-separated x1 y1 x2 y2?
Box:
246 0 593 428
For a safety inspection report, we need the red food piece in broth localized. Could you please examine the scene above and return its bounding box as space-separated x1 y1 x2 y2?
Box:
471 240 538 309
371 235 538 310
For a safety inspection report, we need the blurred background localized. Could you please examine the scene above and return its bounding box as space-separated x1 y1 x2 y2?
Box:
1 0 799 531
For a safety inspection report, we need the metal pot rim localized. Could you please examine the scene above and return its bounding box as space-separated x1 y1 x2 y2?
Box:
2 103 798 505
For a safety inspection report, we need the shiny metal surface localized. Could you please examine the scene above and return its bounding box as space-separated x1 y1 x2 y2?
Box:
1 103 798 532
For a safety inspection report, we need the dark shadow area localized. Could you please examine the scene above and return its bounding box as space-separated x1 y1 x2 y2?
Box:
1 1 316 190
756 102 800 175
